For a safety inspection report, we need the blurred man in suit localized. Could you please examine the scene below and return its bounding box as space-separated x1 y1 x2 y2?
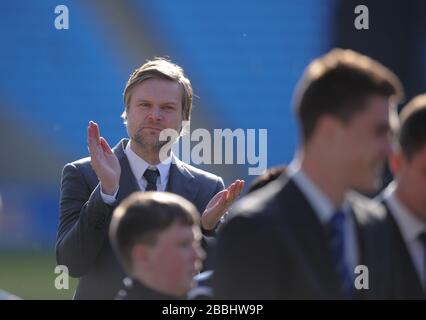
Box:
56 58 243 299
110 192 205 300
213 49 403 299
381 94 426 299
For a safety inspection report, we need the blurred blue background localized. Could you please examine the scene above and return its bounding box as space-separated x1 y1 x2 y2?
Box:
0 0 424 298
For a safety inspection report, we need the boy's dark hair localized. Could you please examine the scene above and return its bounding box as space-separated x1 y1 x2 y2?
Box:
109 192 199 274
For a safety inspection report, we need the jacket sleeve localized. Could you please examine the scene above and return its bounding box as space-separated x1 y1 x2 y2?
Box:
55 162 115 277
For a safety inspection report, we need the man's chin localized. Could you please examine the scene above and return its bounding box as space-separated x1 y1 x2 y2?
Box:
133 137 161 148
353 178 381 195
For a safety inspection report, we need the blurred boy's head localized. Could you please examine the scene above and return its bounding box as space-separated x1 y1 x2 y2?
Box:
109 191 205 297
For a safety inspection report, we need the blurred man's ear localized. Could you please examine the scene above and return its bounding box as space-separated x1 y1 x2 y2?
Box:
388 150 404 176
319 115 346 144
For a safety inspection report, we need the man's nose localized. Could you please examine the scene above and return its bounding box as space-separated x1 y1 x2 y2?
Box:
148 106 162 120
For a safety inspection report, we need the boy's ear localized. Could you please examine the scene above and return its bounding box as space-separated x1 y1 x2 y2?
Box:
388 151 404 176
131 244 151 270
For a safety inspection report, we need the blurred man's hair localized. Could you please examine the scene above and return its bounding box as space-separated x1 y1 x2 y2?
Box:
109 192 199 275
396 94 426 161
294 48 404 143
122 57 193 122
247 166 286 194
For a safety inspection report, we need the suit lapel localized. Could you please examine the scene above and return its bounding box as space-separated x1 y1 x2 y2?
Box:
282 179 343 298
167 156 199 204
110 141 200 205
350 203 374 299
112 139 140 203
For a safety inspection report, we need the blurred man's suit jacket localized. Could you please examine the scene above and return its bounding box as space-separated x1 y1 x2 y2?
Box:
213 175 390 299
379 195 425 299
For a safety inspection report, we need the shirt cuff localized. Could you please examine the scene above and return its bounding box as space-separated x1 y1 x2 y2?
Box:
100 184 118 205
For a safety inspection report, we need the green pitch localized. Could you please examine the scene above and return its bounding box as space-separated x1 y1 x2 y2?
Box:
0 253 77 300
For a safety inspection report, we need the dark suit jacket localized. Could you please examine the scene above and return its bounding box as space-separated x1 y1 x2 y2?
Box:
56 139 224 300
379 199 425 299
115 278 180 300
213 175 390 299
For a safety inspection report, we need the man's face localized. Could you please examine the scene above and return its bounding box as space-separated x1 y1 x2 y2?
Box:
126 78 183 152
395 146 426 220
146 223 205 297
338 95 392 193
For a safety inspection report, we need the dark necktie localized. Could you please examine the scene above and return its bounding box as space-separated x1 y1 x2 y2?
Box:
418 231 426 292
143 168 159 191
327 210 353 299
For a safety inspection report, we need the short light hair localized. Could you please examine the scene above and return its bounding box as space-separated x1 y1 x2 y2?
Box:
294 49 404 143
396 94 426 161
109 192 199 275
122 57 193 121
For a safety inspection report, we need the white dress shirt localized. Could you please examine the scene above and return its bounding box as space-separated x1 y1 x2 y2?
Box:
287 160 359 278
384 182 426 289
100 141 172 204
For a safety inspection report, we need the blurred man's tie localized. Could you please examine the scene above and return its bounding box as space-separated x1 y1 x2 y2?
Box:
327 210 353 299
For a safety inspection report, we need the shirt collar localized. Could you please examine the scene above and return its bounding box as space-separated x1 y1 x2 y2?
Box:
125 141 172 185
384 182 426 242
288 160 350 225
